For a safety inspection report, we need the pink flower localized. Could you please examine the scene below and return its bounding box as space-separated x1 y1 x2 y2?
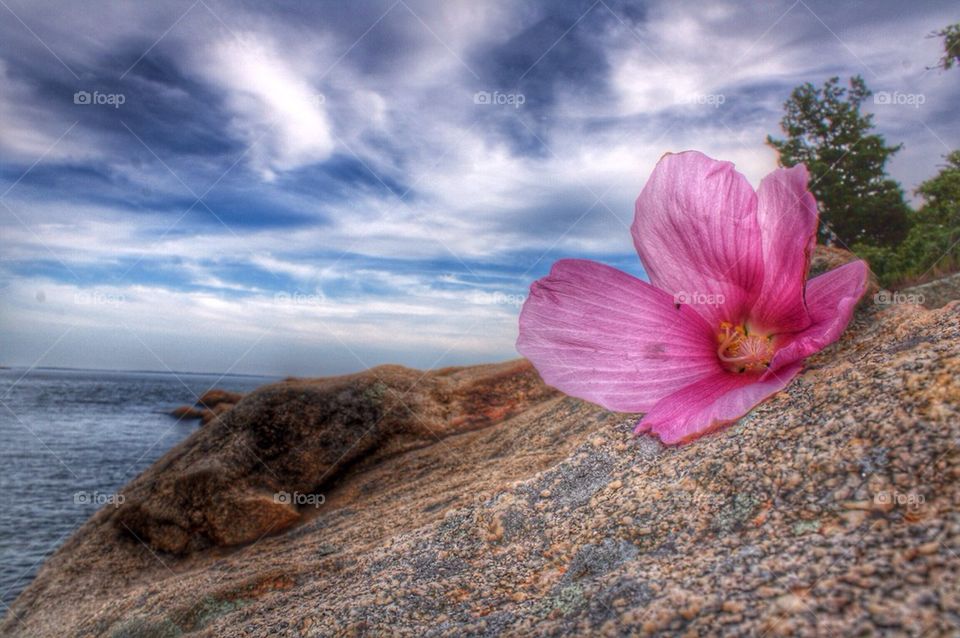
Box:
517 151 868 445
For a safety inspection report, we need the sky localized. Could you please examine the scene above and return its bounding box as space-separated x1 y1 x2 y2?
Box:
0 0 957 377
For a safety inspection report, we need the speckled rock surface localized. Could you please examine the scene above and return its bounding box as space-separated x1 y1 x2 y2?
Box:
904 272 960 310
808 244 861 278
3 291 959 636
116 360 557 555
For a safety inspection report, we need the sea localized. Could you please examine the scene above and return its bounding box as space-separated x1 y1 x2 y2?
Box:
0 367 278 609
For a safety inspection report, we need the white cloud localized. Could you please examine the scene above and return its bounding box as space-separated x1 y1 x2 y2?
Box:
191 33 336 180
0 272 523 375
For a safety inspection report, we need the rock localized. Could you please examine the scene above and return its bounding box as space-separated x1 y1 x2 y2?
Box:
169 405 204 420
170 389 243 424
3 290 960 637
902 271 960 309
199 402 233 425
773 593 808 614
196 389 244 409
810 244 880 303
808 244 859 277
130 361 557 555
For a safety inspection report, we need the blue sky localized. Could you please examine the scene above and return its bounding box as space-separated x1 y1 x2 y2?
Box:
0 0 957 376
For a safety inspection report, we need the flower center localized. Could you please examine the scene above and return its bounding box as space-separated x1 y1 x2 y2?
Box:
716 322 774 373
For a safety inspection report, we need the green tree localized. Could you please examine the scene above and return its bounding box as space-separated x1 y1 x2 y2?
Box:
929 23 960 70
853 151 960 286
901 151 960 279
915 150 960 225
767 76 911 247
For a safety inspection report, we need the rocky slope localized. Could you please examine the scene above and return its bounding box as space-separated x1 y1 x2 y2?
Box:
3 285 959 636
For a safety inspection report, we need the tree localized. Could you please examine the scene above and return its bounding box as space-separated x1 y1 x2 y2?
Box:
929 23 960 70
767 76 911 247
901 150 960 278
853 151 960 286
915 150 960 226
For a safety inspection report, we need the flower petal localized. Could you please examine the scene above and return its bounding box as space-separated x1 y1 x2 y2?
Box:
749 164 818 334
765 260 869 373
517 259 721 412
635 362 803 445
632 151 763 327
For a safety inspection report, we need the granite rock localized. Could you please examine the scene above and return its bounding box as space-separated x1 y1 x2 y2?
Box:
3 284 958 637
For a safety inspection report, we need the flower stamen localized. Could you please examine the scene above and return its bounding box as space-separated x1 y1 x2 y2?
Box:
716 322 774 373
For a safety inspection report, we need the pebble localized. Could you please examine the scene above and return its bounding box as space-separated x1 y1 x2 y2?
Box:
774 594 809 614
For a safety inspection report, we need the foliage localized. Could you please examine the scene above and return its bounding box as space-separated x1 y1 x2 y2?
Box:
767 76 911 247
899 151 960 280
856 151 960 287
915 150 960 225
930 23 960 70
850 242 903 287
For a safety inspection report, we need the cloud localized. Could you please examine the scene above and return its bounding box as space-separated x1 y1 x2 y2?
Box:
0 0 958 375
188 32 336 180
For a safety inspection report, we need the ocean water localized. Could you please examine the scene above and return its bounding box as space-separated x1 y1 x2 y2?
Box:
0 367 277 609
